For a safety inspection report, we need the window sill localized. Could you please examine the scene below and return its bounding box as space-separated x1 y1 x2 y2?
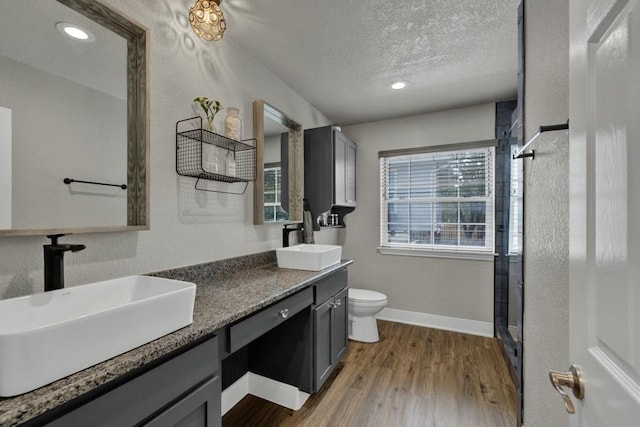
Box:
377 246 496 261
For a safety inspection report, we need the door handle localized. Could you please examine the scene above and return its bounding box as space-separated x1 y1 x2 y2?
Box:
548 365 585 414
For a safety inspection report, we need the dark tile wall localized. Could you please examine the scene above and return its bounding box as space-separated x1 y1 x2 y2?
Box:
494 100 517 330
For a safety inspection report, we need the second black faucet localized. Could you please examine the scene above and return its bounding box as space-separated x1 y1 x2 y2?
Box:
282 223 303 248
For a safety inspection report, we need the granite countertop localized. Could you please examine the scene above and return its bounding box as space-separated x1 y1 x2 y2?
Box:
0 252 352 427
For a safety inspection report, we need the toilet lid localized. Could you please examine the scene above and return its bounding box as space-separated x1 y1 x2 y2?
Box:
349 288 387 303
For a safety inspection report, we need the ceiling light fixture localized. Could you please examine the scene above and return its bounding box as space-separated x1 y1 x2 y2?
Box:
390 81 408 90
55 22 95 42
189 0 226 41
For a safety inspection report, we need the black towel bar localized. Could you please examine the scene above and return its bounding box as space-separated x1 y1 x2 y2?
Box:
64 178 127 190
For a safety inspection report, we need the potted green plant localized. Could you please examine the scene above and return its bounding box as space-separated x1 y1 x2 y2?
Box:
193 97 223 132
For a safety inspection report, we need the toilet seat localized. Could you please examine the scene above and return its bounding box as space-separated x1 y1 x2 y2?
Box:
349 288 387 303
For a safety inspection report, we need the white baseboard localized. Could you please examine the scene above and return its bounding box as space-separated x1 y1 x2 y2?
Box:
249 373 310 410
221 373 249 415
221 372 310 415
376 308 494 338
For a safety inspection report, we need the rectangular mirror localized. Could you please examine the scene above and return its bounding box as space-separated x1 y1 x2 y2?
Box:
253 100 303 225
0 0 148 236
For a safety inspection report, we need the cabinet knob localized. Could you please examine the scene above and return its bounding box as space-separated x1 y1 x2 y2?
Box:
335 298 342 306
279 308 290 319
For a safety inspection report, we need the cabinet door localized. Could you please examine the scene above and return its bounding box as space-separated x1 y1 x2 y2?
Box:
345 141 357 205
313 287 349 392
144 376 221 427
333 130 348 205
331 288 348 363
313 298 334 390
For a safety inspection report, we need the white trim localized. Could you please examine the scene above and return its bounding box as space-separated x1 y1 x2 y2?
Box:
249 372 310 410
378 246 496 261
221 372 310 415
221 373 249 415
378 139 498 158
376 308 494 337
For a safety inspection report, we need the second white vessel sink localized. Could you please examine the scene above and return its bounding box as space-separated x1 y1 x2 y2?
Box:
0 275 196 397
276 244 342 271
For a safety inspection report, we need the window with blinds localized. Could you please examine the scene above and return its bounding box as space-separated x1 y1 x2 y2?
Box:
264 164 288 222
379 145 495 254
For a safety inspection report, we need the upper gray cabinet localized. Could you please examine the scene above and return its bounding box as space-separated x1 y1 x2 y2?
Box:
304 126 357 228
341 132 357 205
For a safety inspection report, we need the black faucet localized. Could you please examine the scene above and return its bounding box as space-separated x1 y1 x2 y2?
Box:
44 234 86 292
282 223 303 247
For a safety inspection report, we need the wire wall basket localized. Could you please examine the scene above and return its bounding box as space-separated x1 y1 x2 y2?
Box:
176 117 256 194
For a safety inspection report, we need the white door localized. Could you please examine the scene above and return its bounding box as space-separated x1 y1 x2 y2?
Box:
569 0 640 425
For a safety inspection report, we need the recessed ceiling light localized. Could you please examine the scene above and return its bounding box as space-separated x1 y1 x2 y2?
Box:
56 22 95 42
390 81 408 90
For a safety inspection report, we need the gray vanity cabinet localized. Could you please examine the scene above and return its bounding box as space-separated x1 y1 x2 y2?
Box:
243 268 349 394
304 126 357 227
144 377 220 427
313 288 348 391
312 269 348 392
45 336 221 427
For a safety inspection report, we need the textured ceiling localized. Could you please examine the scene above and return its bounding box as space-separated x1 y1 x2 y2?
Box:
225 0 518 125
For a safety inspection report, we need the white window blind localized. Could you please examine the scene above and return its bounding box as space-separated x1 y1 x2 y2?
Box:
380 146 495 254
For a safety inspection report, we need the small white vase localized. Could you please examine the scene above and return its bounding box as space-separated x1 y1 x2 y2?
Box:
224 107 242 141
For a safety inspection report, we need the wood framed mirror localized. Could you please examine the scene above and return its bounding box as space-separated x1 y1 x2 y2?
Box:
0 0 148 236
253 100 303 225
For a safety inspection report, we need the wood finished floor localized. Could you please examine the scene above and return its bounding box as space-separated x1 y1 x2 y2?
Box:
223 320 516 427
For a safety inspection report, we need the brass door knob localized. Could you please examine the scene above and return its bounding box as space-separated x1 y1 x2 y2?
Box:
549 365 585 414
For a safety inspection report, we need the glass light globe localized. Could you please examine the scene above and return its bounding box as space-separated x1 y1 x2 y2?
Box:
189 0 226 41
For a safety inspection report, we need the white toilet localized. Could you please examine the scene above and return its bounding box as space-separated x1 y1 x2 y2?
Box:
348 288 388 343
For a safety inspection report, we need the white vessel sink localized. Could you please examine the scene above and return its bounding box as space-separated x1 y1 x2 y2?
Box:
0 275 196 397
276 244 342 271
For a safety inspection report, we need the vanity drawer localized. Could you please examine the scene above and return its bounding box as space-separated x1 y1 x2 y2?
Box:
314 268 347 304
229 287 313 353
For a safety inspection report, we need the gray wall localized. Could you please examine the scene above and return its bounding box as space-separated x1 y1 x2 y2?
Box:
523 0 570 425
342 103 496 325
0 0 332 299
0 55 127 229
263 136 281 165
